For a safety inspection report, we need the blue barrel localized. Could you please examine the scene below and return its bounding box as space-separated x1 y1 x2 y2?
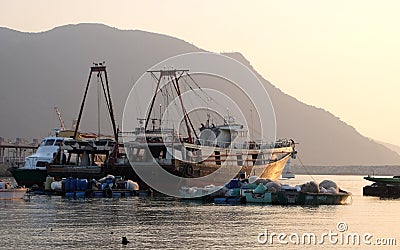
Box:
76 178 81 190
80 179 88 191
65 192 74 197
214 197 227 204
226 179 240 189
75 191 85 198
70 178 77 191
65 178 71 192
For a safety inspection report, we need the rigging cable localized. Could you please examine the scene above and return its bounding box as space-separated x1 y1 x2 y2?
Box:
187 73 222 107
296 155 316 182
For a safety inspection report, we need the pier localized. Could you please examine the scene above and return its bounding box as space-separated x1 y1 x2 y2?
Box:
0 137 38 167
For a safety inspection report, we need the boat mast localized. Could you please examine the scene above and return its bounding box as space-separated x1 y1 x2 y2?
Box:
145 69 198 143
73 63 118 143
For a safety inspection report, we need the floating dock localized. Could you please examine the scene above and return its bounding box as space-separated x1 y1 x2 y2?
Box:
28 176 152 198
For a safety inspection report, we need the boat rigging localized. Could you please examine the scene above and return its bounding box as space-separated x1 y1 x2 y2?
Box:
73 63 118 143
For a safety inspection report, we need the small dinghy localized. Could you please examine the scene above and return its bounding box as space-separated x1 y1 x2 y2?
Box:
0 180 28 200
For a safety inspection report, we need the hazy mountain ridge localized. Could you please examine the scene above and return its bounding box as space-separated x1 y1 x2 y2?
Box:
221 52 400 165
1 23 399 166
375 140 400 156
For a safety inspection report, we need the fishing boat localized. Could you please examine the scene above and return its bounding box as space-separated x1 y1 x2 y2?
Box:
9 64 137 187
0 180 27 199
182 178 352 205
296 190 351 205
363 175 400 198
44 64 138 183
125 119 296 180
124 69 297 195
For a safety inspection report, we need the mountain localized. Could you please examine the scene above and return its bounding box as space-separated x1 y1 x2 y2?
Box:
0 23 399 166
375 140 400 156
223 52 400 166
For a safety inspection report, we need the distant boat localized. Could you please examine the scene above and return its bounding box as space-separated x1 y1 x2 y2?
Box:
0 180 27 199
363 175 400 198
280 159 295 179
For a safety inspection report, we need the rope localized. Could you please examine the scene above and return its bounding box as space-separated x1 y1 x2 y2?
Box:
296 155 316 182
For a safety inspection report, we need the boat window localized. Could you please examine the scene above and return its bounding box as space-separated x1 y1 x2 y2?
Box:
39 140 46 146
36 161 47 167
45 139 55 146
55 139 63 146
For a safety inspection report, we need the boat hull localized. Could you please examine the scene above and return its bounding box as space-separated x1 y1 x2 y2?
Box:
9 165 139 188
363 184 400 198
196 153 290 181
363 176 400 198
297 192 351 205
243 190 351 205
0 188 28 199
46 165 104 180
9 168 47 188
130 153 292 191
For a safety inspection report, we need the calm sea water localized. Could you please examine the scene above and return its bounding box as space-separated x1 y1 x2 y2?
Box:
1 175 399 249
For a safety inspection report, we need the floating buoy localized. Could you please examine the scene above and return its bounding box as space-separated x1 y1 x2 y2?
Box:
122 236 129 245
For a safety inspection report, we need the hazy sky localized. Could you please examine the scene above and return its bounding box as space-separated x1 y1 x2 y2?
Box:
1 0 399 145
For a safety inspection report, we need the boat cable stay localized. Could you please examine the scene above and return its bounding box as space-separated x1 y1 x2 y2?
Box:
143 70 267 143
146 72 210 140
296 155 316 182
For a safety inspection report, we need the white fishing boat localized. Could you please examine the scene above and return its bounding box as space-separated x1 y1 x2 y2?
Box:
9 137 66 187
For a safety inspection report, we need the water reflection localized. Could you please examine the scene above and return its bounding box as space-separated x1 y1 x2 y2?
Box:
1 175 399 249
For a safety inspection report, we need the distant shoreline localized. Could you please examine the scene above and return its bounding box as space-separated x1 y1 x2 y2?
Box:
291 165 400 176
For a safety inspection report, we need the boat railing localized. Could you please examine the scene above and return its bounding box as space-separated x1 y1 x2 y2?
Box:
193 139 286 150
124 137 294 152
58 138 116 151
